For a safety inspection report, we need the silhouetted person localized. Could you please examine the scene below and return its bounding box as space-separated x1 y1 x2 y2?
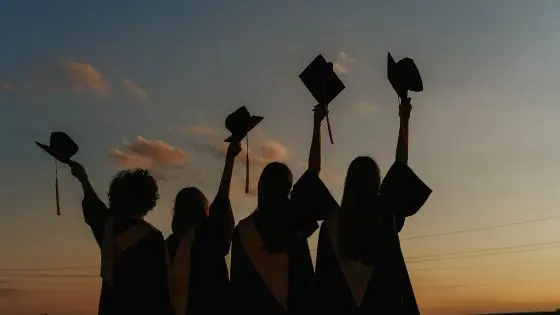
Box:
70 163 173 315
165 141 240 315
315 100 422 314
229 108 329 315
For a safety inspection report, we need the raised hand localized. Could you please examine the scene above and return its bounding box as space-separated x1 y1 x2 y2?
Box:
70 161 88 182
313 104 329 126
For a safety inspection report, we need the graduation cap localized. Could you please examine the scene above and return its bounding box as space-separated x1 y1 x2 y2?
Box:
35 131 79 215
299 54 346 144
224 106 263 194
380 161 432 219
387 53 423 102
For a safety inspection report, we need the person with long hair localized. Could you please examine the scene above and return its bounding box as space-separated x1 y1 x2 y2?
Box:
70 164 173 315
315 98 424 314
229 106 329 315
165 141 240 315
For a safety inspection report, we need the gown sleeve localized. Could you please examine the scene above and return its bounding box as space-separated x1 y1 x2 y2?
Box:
201 194 235 256
379 161 432 219
291 170 340 237
81 189 109 247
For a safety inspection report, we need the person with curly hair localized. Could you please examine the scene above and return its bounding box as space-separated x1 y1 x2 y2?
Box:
165 141 240 315
70 163 173 315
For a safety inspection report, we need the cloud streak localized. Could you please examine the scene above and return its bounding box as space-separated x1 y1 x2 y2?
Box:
171 124 217 137
109 136 188 181
59 61 110 97
123 78 147 101
6 61 148 102
192 129 290 198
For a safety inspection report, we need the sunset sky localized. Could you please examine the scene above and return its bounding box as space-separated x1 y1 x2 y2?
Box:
2 1 560 314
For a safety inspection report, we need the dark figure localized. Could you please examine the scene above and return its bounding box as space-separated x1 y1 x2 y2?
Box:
315 100 421 314
229 107 329 315
70 163 173 315
165 141 240 315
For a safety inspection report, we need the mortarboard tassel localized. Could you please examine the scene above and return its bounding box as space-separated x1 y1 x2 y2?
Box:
245 134 249 194
55 160 61 216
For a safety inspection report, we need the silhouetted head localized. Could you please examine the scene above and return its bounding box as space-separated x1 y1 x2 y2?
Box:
339 156 382 263
257 162 293 211
171 187 209 234
108 169 159 217
341 156 381 210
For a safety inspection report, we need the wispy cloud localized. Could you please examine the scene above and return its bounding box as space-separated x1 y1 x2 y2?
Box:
109 136 188 181
123 78 147 101
58 61 110 97
333 51 355 75
356 101 377 115
170 124 217 137
202 140 289 169
27 61 110 98
192 127 290 198
7 61 148 102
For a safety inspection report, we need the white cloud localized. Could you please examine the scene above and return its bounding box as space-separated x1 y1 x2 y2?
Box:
333 51 355 75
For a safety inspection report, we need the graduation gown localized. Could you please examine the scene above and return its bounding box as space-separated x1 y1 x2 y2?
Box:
315 213 409 315
82 192 173 315
230 212 317 315
165 195 234 315
315 161 429 315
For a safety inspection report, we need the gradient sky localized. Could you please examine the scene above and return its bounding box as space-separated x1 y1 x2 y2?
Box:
1 1 560 314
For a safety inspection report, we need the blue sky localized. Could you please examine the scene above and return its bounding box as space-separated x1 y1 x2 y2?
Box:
2 1 560 314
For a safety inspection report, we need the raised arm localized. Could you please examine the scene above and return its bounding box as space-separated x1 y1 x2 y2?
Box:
308 105 329 174
70 162 108 245
208 142 241 254
215 142 241 201
395 98 412 165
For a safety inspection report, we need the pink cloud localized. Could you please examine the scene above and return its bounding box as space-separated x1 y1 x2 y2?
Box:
123 78 147 101
26 61 110 98
109 136 188 181
59 61 110 97
206 140 289 168
199 138 290 198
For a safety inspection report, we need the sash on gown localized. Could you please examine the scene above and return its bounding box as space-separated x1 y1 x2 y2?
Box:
326 213 374 307
100 217 158 286
166 228 196 315
238 214 290 310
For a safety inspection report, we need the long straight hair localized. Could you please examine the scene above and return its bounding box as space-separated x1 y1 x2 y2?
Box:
171 187 208 234
338 156 382 264
254 162 294 252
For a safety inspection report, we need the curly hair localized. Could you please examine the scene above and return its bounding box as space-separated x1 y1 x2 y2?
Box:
108 169 159 217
